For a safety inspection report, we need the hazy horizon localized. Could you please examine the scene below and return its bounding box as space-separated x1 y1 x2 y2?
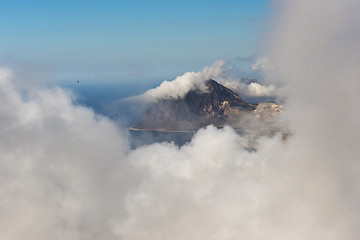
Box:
0 0 269 84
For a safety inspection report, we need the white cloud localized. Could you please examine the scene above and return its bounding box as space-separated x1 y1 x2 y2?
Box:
0 68 289 239
251 56 271 71
119 127 283 240
266 0 360 238
141 60 225 100
0 68 284 239
248 82 275 96
0 68 132 239
220 80 276 97
138 60 277 100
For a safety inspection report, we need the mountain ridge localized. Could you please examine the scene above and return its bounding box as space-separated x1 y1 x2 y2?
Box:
131 79 281 132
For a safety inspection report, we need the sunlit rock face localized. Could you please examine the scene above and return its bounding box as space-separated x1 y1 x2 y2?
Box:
131 79 282 133
254 103 283 118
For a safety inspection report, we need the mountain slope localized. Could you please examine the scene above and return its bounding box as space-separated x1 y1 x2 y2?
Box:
132 79 280 132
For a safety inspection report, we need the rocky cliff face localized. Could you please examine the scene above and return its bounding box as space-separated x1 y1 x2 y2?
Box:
132 79 282 132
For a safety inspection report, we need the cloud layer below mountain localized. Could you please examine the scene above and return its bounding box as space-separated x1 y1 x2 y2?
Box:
0 69 285 239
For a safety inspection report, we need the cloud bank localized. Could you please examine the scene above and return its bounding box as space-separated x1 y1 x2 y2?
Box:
0 68 285 239
265 0 360 237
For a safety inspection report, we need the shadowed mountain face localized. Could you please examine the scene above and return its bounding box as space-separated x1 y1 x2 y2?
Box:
132 80 261 131
186 79 257 113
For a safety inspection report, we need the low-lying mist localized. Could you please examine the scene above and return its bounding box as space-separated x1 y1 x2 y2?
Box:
1 0 360 239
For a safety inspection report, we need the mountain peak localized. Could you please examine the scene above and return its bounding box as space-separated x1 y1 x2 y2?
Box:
185 79 257 112
205 78 219 87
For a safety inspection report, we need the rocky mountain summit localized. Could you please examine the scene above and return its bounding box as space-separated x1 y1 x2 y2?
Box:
131 79 284 135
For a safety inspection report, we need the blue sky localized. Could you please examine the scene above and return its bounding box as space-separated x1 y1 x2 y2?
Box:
0 0 270 84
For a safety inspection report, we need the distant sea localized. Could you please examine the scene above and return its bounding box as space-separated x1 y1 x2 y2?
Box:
58 81 196 147
59 81 159 124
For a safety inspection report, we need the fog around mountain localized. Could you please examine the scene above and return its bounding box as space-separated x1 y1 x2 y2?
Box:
1 0 360 239
140 60 277 102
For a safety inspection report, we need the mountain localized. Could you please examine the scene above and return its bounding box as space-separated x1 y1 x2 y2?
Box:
131 79 282 132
